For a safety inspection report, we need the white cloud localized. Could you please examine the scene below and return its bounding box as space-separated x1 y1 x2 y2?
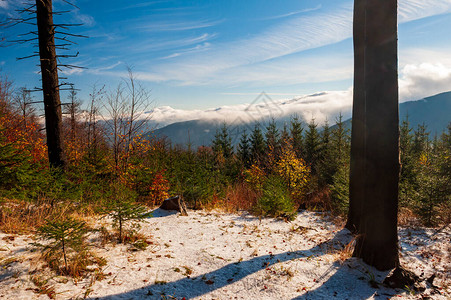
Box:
260 5 323 20
138 19 223 32
399 63 451 101
0 1 8 9
399 0 451 23
73 12 96 27
398 47 451 101
124 0 451 86
148 90 353 126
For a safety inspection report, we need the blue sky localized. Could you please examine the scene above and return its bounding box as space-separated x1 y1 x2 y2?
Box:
1 0 451 114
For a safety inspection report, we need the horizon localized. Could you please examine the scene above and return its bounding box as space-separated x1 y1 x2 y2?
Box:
1 0 451 116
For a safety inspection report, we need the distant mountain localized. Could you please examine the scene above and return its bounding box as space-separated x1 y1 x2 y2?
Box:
150 91 451 148
399 91 451 135
339 91 451 134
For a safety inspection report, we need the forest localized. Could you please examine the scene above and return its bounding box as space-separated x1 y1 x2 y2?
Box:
1 0 451 299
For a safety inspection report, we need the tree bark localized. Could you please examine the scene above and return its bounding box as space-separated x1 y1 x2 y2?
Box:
349 0 400 270
36 0 66 169
346 0 366 233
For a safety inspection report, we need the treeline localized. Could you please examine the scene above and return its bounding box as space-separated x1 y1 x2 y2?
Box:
1 76 450 228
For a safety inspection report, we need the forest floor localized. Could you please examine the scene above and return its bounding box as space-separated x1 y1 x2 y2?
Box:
0 209 450 299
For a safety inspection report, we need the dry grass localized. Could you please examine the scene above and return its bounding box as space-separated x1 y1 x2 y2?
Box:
332 236 357 264
30 275 56 299
221 182 259 212
398 207 422 227
0 199 59 234
300 186 332 211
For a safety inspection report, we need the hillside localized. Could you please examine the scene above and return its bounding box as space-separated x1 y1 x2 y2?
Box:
151 91 451 148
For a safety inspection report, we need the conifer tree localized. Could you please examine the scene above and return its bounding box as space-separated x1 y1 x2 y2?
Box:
265 118 280 152
237 129 251 168
331 113 350 160
250 123 265 164
304 118 321 173
318 120 335 185
412 123 430 158
212 122 233 159
290 116 304 158
280 123 290 145
399 115 415 205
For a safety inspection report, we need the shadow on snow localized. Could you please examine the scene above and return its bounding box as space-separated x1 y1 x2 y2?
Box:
94 229 399 299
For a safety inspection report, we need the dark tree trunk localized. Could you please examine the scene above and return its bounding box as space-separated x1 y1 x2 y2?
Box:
36 0 66 169
348 0 400 271
346 0 366 234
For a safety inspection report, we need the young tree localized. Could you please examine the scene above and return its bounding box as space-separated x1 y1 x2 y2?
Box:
250 123 265 164
212 122 233 160
265 118 280 153
348 0 400 270
304 118 321 174
237 129 251 168
290 115 304 158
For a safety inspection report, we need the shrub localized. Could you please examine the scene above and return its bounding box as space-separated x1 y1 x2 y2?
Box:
104 186 151 243
253 175 296 220
35 217 104 277
330 164 349 216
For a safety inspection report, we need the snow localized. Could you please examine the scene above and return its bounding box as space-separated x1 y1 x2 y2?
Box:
1 210 449 299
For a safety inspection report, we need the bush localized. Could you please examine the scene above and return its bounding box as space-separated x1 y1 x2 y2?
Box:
253 176 296 220
104 185 151 243
35 217 105 277
330 164 349 216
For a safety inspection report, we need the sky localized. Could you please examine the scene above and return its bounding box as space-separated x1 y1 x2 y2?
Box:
1 0 451 124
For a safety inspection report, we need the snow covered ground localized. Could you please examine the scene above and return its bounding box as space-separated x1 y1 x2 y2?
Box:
1 210 450 299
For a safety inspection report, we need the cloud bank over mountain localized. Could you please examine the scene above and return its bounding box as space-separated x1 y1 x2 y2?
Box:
147 60 451 127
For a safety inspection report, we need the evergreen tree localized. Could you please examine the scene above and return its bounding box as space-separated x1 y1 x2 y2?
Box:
237 129 251 168
280 123 290 145
250 123 265 164
304 118 321 173
412 123 429 158
265 118 280 151
212 123 233 159
399 115 415 206
289 115 304 158
331 113 350 159
317 120 335 185
329 113 351 215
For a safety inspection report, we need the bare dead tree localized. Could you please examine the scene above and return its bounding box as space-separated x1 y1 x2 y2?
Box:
63 85 81 143
14 87 36 129
86 84 104 161
102 69 153 175
1 0 87 170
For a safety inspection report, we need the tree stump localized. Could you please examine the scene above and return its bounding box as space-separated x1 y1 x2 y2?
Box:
159 196 188 216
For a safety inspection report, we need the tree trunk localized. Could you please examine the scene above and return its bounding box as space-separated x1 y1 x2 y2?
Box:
36 0 66 169
346 0 366 233
349 0 400 271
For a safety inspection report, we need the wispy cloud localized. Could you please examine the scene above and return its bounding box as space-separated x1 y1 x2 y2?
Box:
0 0 8 9
124 0 451 86
399 0 451 23
109 1 174 12
137 19 223 32
261 5 322 20
159 42 212 60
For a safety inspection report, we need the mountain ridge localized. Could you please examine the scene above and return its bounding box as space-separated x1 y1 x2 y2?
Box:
149 91 451 148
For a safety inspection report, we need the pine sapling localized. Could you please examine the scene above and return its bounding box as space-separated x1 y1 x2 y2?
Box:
105 199 151 243
36 217 88 274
